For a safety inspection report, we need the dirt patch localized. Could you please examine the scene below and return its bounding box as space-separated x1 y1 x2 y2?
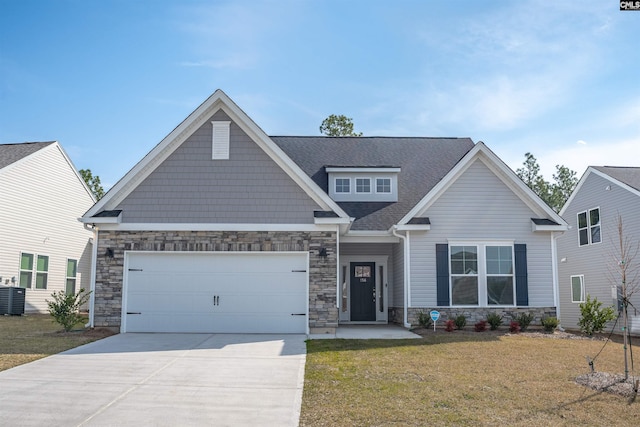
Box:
576 372 639 398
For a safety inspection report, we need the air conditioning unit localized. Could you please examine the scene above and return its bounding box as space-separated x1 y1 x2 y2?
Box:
0 286 26 315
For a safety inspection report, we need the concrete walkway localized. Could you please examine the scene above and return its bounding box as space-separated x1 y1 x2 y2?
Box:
0 333 307 427
309 324 422 339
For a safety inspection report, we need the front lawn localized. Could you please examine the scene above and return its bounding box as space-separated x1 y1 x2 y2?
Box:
301 331 639 426
0 314 115 372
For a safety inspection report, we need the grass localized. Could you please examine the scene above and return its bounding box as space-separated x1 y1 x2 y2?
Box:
0 313 115 372
300 331 640 426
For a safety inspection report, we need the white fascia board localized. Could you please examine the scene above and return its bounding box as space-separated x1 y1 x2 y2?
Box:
82 90 349 222
560 167 640 216
398 142 567 227
325 167 401 173
559 167 592 216
51 142 97 203
314 217 352 225
394 224 431 231
340 231 400 243
532 223 568 232
81 215 121 224
94 222 338 232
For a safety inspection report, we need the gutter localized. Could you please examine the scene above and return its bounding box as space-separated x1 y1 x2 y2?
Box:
392 226 411 328
551 229 565 326
83 222 98 328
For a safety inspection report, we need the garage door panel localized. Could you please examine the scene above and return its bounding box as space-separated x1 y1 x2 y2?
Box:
124 253 308 333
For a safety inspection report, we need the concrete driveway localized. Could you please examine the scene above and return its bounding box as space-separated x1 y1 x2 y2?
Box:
0 333 307 426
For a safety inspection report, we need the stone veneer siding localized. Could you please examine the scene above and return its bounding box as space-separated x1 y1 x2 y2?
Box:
94 230 337 333
390 306 557 329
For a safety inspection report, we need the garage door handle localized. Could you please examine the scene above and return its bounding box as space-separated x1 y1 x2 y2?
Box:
291 313 306 316
127 312 141 315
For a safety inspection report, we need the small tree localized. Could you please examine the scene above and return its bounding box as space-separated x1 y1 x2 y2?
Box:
46 288 91 332
578 294 616 336
319 114 362 137
79 168 105 200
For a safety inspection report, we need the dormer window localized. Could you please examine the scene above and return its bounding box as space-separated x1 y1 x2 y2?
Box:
335 178 350 193
326 166 400 202
356 178 371 193
376 178 391 193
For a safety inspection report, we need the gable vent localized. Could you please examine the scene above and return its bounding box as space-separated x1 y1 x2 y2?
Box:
211 121 231 160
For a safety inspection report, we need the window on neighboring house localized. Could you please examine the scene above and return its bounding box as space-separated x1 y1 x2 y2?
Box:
571 275 585 303
578 208 601 246
335 178 350 193
356 178 371 193
35 255 49 289
19 252 34 289
376 178 391 193
450 244 514 306
66 259 78 295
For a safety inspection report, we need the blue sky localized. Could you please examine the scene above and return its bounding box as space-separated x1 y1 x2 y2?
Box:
1 0 639 189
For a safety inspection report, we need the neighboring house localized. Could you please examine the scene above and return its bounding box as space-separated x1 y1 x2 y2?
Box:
80 90 567 334
557 166 640 334
0 141 95 312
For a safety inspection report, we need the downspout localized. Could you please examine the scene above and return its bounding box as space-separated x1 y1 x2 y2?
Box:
83 223 98 328
392 226 411 328
336 224 340 313
551 230 564 327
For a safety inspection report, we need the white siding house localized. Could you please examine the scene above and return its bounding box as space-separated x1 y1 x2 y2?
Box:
0 142 95 312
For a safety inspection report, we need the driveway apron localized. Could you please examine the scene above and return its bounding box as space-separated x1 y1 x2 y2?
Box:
0 333 307 426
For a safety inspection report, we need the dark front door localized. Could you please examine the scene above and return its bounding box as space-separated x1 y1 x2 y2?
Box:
350 262 376 321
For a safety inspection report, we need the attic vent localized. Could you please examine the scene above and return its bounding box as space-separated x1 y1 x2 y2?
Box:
211 121 231 160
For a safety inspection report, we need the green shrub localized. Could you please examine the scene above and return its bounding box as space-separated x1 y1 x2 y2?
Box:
514 312 534 331
578 294 617 336
541 316 559 333
453 315 467 330
46 288 91 332
486 313 503 330
417 311 433 329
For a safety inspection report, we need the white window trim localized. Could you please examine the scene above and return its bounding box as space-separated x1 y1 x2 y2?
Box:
570 275 585 303
335 177 351 194
66 258 78 295
375 177 392 194
577 207 601 247
211 121 231 160
19 252 49 290
355 177 372 194
448 240 516 308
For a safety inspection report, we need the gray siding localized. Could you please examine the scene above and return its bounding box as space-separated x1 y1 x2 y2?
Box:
557 172 640 332
410 159 555 308
116 110 322 223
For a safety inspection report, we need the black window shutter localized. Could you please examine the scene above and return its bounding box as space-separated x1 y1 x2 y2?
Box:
514 244 528 306
436 244 450 306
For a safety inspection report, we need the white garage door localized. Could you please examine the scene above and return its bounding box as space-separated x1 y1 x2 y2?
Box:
123 252 308 333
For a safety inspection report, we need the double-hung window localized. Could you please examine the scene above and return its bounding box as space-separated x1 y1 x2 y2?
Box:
450 244 514 306
66 259 78 295
577 208 601 246
19 253 49 289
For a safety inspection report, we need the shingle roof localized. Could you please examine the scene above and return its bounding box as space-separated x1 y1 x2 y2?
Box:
0 142 55 169
592 166 640 192
271 136 475 230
